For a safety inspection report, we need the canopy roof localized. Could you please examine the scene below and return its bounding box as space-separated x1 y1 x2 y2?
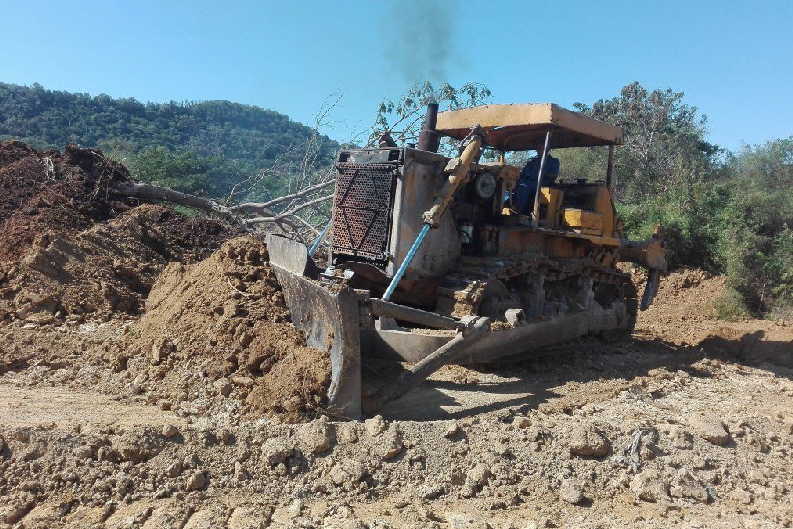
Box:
435 103 623 151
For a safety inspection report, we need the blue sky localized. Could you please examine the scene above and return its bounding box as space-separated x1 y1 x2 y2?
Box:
2 0 791 151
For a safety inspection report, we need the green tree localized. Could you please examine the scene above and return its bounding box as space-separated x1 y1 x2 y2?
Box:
572 81 721 202
370 81 492 155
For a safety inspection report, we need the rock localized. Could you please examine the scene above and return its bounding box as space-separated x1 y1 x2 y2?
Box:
228 504 273 529
299 418 335 455
630 469 669 503
669 468 709 503
336 423 359 444
261 438 294 467
166 461 183 477
329 461 366 486
444 421 462 438
286 499 304 519
513 416 532 429
568 423 610 457
231 376 254 387
214 378 233 397
329 464 349 486
505 308 527 327
689 416 731 446
150 338 175 365
74 444 95 459
365 415 387 436
162 424 179 439
491 441 512 458
419 484 445 500
559 478 584 504
466 463 491 491
376 426 403 460
186 470 208 491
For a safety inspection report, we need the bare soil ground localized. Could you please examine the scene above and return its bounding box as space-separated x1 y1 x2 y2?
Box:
1 143 792 529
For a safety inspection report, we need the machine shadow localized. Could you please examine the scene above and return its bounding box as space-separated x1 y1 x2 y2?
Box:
377 329 792 422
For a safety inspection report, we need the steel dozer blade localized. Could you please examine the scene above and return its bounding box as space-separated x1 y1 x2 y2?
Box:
267 234 362 419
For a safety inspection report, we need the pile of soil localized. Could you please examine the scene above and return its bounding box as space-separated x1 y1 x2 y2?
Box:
633 268 726 340
129 236 331 422
0 141 241 321
0 141 132 259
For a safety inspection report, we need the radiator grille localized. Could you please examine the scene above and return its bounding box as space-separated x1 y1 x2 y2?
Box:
332 162 398 261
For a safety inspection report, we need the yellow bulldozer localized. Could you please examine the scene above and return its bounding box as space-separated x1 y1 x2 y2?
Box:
267 102 666 418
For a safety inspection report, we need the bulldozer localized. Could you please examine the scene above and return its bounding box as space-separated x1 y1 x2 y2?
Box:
267 102 666 419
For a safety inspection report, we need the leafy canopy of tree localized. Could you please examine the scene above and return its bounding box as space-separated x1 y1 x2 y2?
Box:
567 82 792 318
0 82 338 199
554 82 722 202
371 81 492 155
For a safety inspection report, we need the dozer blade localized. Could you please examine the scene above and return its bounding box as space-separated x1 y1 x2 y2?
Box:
267 234 362 419
267 233 321 278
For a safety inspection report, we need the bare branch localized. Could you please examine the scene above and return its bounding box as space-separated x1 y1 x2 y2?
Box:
231 179 335 214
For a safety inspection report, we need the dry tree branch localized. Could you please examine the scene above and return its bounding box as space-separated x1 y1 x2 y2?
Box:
231 179 335 215
244 194 333 225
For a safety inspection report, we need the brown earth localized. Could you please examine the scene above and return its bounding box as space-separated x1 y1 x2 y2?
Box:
1 265 791 528
0 141 241 322
128 236 331 422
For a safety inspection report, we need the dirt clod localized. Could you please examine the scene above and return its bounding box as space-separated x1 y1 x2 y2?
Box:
559 478 585 505
186 470 209 491
688 415 731 446
568 422 610 457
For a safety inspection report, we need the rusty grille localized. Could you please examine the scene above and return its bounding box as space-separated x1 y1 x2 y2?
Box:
332 162 398 261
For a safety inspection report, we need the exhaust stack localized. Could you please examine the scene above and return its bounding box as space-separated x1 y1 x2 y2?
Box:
417 102 440 153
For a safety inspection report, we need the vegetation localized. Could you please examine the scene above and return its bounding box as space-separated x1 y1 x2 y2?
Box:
371 81 492 155
566 83 792 318
0 82 338 200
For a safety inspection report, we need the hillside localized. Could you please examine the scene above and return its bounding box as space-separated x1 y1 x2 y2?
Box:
0 82 339 198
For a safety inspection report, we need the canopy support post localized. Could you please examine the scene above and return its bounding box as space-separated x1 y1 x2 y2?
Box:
606 145 615 191
531 130 552 227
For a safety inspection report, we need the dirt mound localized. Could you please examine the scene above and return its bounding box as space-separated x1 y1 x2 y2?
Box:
632 268 792 367
634 268 727 340
0 141 132 261
130 236 331 422
0 141 241 322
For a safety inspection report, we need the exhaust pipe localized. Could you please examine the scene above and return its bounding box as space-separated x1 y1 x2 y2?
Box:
417 102 440 153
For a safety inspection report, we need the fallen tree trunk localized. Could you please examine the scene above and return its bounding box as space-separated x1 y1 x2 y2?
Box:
110 182 239 223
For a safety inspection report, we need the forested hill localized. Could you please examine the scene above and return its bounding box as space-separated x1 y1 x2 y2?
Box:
0 82 339 198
